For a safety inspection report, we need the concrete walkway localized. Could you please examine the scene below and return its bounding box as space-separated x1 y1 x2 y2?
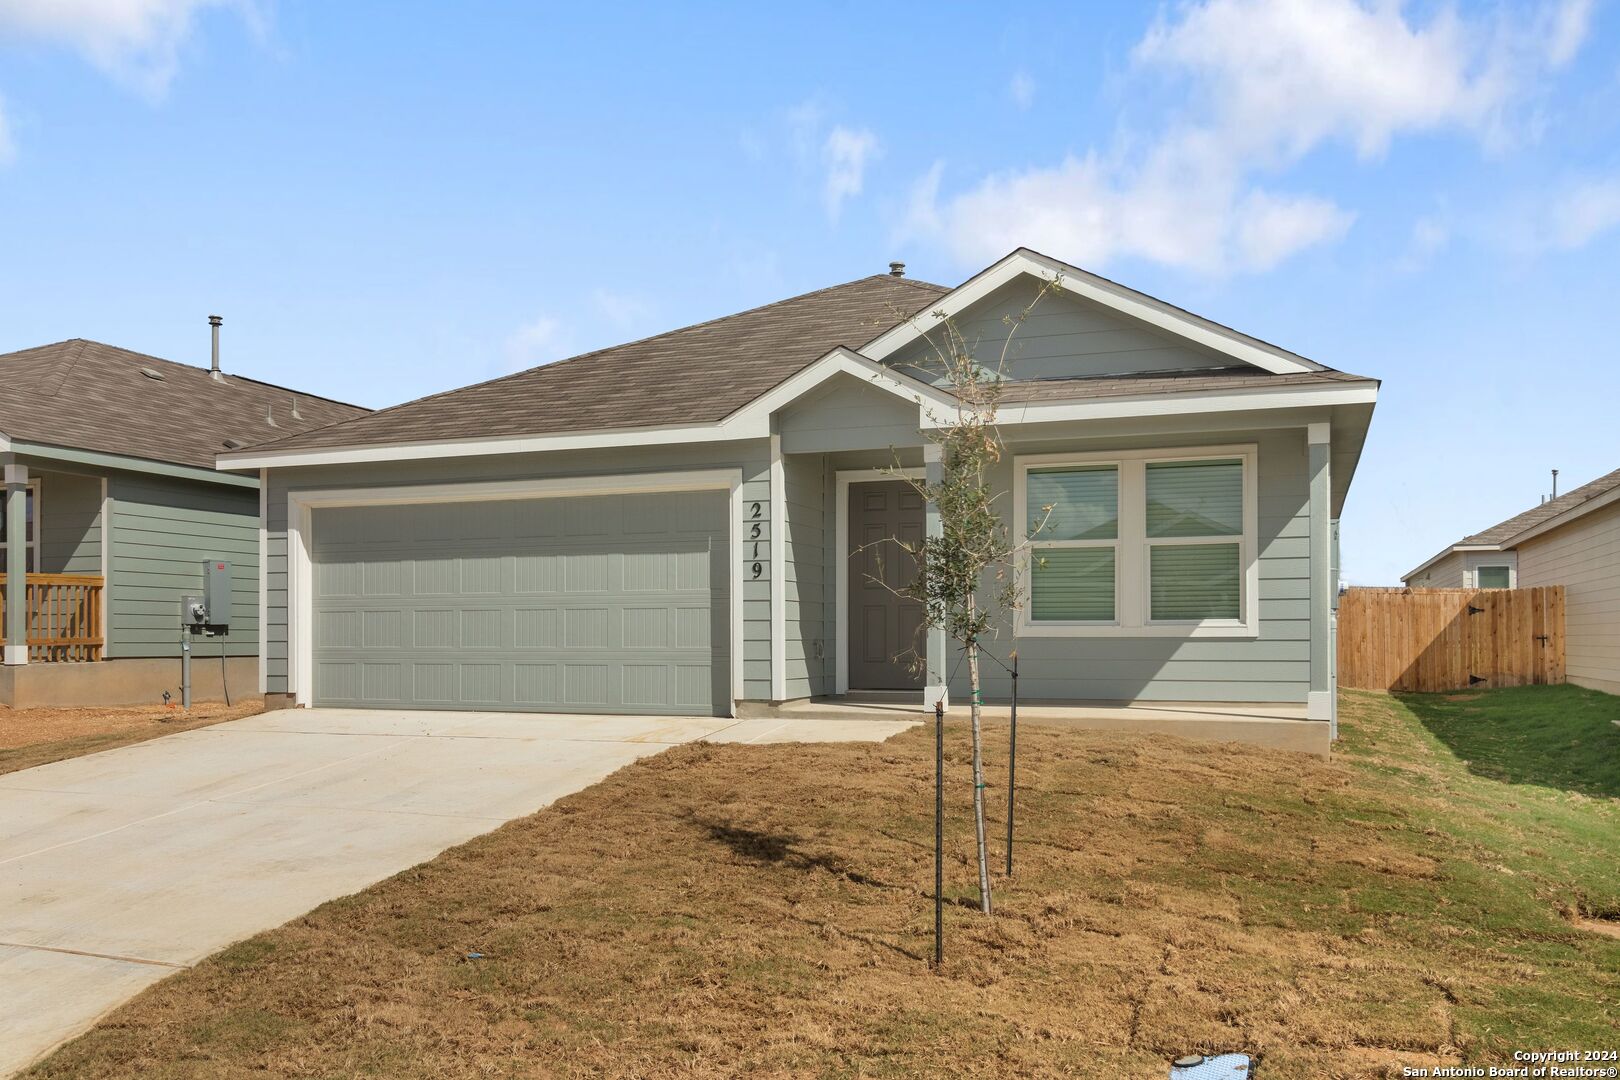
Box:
0 708 915 1076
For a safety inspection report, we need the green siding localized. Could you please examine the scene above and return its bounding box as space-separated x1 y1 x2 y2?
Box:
781 452 830 698
107 475 259 658
37 470 101 575
888 276 1234 384
948 427 1315 704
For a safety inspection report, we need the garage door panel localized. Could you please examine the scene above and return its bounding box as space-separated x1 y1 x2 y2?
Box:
312 492 729 715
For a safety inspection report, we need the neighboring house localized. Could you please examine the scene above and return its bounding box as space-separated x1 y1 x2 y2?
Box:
1 336 368 706
220 248 1379 741
1404 465 1620 695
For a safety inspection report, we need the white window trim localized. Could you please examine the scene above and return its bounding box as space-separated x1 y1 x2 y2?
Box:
0 479 42 573
1014 445 1260 638
285 470 745 713
1473 564 1514 589
833 467 927 695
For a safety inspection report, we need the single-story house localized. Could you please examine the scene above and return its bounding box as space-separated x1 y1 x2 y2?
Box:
1404 465 1620 695
219 249 1379 743
1 332 368 706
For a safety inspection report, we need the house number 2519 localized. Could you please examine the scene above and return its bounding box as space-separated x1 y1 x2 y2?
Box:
744 501 768 580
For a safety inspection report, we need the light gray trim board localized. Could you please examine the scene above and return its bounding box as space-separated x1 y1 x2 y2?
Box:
14 441 259 489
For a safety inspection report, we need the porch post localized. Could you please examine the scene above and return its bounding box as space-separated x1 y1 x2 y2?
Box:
1307 424 1332 723
4 462 27 666
922 441 948 708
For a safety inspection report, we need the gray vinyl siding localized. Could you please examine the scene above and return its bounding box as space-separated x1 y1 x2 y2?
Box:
779 373 921 454
781 452 831 698
37 470 102 575
263 440 772 699
107 474 259 658
1406 550 1465 588
1515 499 1620 695
949 427 1314 704
889 276 1234 384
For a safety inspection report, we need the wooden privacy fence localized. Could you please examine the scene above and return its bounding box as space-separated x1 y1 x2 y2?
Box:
0 573 105 662
1338 586 1565 693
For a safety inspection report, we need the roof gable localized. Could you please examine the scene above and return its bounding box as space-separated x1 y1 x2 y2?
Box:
885 272 1246 385
862 248 1321 376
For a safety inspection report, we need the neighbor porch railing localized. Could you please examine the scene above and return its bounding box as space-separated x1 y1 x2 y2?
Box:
0 573 105 662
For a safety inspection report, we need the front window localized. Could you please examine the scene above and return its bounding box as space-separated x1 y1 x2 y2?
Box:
1021 447 1255 635
1476 565 1511 589
1028 465 1117 622
1146 459 1243 621
0 482 38 573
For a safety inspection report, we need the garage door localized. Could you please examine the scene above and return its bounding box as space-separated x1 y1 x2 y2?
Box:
310 491 730 715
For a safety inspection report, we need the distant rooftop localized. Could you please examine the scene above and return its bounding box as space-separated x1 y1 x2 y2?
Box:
0 338 369 471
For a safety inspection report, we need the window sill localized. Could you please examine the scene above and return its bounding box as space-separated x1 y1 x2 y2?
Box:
1018 621 1260 640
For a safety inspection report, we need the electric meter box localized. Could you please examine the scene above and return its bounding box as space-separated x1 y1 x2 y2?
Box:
202 560 231 632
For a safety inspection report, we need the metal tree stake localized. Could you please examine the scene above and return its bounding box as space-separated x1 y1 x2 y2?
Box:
933 698 944 969
1006 650 1018 876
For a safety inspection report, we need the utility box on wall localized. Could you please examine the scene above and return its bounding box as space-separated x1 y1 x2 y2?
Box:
202 560 231 632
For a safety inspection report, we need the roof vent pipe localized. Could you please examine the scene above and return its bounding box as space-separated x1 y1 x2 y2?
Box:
1551 469 1559 499
208 315 223 381
888 261 905 277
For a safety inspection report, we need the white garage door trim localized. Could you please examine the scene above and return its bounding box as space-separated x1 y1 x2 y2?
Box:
286 469 745 714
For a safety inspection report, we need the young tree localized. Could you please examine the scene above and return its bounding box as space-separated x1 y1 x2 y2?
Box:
889 277 1063 915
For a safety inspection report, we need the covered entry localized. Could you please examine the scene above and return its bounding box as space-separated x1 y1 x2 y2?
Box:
308 489 731 715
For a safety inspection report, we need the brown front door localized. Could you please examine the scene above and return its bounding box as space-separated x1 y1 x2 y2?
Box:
848 481 926 690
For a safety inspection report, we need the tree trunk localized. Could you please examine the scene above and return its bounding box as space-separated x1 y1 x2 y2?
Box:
966 638 992 915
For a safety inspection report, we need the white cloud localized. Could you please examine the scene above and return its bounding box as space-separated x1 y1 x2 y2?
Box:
1008 70 1035 110
822 124 878 221
1396 215 1450 271
1541 0 1594 66
1548 177 1620 250
904 0 1593 276
504 314 572 372
0 0 253 99
1231 189 1355 271
590 289 651 331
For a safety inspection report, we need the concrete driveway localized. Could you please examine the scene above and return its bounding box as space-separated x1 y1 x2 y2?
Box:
0 707 915 1076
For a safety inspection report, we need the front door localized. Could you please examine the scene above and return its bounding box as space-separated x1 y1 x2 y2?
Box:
848 480 926 690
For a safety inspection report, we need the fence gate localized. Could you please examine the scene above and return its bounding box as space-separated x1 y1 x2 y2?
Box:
1337 586 1565 693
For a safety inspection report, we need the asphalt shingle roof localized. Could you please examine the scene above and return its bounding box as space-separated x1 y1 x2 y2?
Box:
229 267 1371 459
1457 465 1620 546
240 275 952 454
0 339 369 470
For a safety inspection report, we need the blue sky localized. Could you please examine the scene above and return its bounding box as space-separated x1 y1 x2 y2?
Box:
0 1 1616 585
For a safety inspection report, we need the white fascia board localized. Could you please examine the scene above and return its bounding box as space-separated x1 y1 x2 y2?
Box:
219 347 953 473
217 422 745 471
729 346 955 422
862 249 1318 376
1500 485 1620 549
1402 543 1503 582
933 381 1378 431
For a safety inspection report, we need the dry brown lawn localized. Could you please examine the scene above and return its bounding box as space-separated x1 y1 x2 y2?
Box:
25 691 1620 1079
0 699 263 776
